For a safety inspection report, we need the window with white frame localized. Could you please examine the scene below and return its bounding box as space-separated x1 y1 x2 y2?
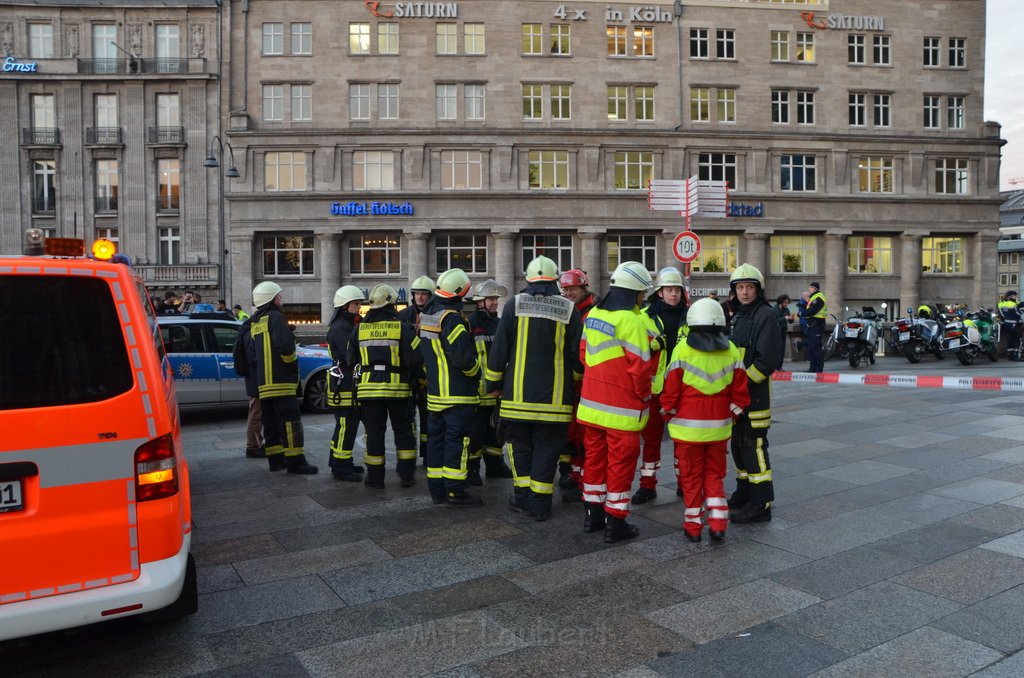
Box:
635 86 655 121
436 84 457 120
378 23 399 54
922 237 964 273
609 86 654 122
873 35 891 65
772 90 789 124
796 32 815 62
263 235 315 276
465 84 485 120
523 84 543 120
717 88 736 123
947 96 965 129
999 253 1019 266
349 23 370 54
607 234 657 271
717 29 735 59
29 22 54 58
550 85 571 120
96 227 118 245
692 235 737 273
849 92 866 126
157 158 180 210
690 28 709 58
378 83 399 120
796 90 815 124
96 159 118 212
698 153 736 189
858 156 894 193
607 26 626 56
31 93 55 130
521 234 573 272
262 23 283 55
465 23 485 54
441 150 483 190
263 85 284 121
157 93 180 127
771 31 789 61
435 233 488 273
848 34 865 64
159 227 180 265
633 26 654 57
691 87 710 122
550 24 570 55
155 25 180 71
923 36 940 67
95 93 118 129
33 160 56 213
608 86 627 121
770 235 817 274
349 83 370 120
436 23 457 54
847 236 893 273
291 23 311 54
935 158 969 195
949 37 966 67
923 95 940 129
873 93 891 127
781 154 816 192
353 151 395 190
1000 273 1019 287
522 23 542 55
265 151 307 192
614 151 654 190
291 84 311 121
528 150 569 190
349 234 400 274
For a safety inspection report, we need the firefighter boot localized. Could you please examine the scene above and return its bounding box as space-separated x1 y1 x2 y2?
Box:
632 487 657 505
730 503 772 524
483 454 514 478
467 458 483 487
267 453 287 472
727 479 750 509
583 502 606 533
364 465 386 489
531 493 553 522
332 461 363 482
604 516 640 544
508 488 534 517
558 461 576 490
286 454 319 475
445 489 484 508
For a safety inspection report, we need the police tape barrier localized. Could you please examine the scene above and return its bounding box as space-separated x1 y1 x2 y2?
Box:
772 370 1024 392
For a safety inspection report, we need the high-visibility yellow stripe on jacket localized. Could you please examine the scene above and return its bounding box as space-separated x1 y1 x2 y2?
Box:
662 340 749 442
251 308 301 399
419 307 481 411
809 291 828 319
642 311 668 395
356 320 414 399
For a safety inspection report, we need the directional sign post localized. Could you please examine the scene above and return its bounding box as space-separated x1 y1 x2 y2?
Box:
672 231 702 264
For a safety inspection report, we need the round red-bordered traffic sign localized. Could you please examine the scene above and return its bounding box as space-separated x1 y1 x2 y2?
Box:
672 231 702 263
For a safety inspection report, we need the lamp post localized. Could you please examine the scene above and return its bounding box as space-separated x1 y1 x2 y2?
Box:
204 135 239 305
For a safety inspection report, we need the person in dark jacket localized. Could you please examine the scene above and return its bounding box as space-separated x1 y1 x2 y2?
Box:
557 268 597 499
726 264 783 522
399 275 435 463
326 285 366 482
467 279 514 484
232 315 264 458
804 282 828 373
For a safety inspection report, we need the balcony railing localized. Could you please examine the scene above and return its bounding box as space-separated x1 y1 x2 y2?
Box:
86 127 123 145
22 128 60 145
148 126 185 144
135 264 219 286
32 196 56 214
95 196 118 213
77 57 196 75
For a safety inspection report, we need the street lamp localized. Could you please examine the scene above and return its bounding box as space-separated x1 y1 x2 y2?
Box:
204 135 239 305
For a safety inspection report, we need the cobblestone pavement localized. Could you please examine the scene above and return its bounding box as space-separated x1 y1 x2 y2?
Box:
5 357 1024 677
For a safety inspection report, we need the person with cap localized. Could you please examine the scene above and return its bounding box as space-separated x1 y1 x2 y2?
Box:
804 281 827 373
577 261 659 543
467 279 515 484
419 268 484 507
726 263 784 523
633 266 689 505
325 285 367 482
998 291 1023 360
660 297 749 542
348 283 423 489
557 268 597 498
250 281 318 474
399 275 436 464
485 256 584 521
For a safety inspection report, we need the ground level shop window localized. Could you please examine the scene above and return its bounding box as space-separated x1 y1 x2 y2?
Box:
922 237 964 273
769 235 816 274
607 234 656 271
436 233 487 273
847 236 893 273
521 233 572 272
263 235 314 276
350 234 401 274
691 235 737 273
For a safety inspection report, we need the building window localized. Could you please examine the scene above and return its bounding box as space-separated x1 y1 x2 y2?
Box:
291 23 312 55
691 87 710 122
436 233 487 273
521 234 572 272
436 23 457 55
436 84 457 120
781 154 816 192
33 160 56 213
873 35 891 65
935 158 969 195
95 93 118 129
717 88 736 123
858 156 894 193
770 235 816 274
607 234 656 271
29 22 54 58
349 23 370 54
947 96 965 129
796 32 814 62
690 28 709 58
465 84 485 120
949 37 966 67
849 92 866 126
378 23 399 54
31 93 55 129
523 84 544 120
353 151 395 190
771 31 789 61
717 29 735 59
349 83 370 120
441 150 483 190
796 90 815 124
522 23 542 55
379 83 399 120
349 234 400 275
291 84 312 121
263 235 315 276
1000 253 1019 266
873 93 891 127
159 227 180 265
262 23 283 55
1000 273 1019 287
635 86 655 121
847 236 893 273
848 34 865 64
265 152 307 192
923 36 940 67
607 26 626 56
465 23 485 54
96 159 118 212
93 24 118 72
155 25 180 71
608 86 654 122
922 237 964 273
614 151 654 190
692 235 738 274
157 93 180 127
96 227 118 245
698 153 736 189
608 86 627 121
263 85 284 121
157 159 180 211
633 26 654 57
528 150 569 190
551 85 571 120
550 24 570 55
923 95 940 129
772 90 789 124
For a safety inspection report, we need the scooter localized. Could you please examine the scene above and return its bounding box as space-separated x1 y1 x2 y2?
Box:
890 307 945 363
838 307 880 368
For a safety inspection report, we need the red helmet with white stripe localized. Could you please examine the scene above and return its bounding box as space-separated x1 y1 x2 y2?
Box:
559 268 589 289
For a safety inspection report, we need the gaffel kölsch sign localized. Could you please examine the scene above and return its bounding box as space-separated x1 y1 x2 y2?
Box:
331 201 415 216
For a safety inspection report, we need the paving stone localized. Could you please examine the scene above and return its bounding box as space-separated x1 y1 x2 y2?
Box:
191 653 310 677
189 574 345 635
771 473 858 505
751 506 920 560
190 512 311 546
948 503 1024 535
233 539 393 585
810 460 917 485
872 522 1001 564
389 575 529 622
502 546 655 595
376 518 524 558
766 438 852 459
647 621 846 678
197 563 245 594
971 650 1024 677
610 666 663 678
769 544 919 600
646 579 820 644
873 446 970 470
930 478 1024 504
988 463 1024 486
497 512 673 564
892 548 1024 604
774 581 962 654
807 626 1001 678
191 533 286 567
871 492 981 525
982 446 1024 464
980 530 1024 559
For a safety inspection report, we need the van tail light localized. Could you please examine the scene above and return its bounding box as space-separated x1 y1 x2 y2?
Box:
134 433 178 502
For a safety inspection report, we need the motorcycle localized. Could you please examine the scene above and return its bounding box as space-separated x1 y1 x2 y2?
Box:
938 311 984 365
821 313 848 361
890 307 945 363
961 308 1000 364
837 307 880 368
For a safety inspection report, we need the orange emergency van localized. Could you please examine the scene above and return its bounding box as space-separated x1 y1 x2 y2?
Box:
0 231 197 641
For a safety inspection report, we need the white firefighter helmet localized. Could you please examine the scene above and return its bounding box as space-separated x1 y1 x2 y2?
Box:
653 266 686 291
525 255 559 282
730 263 765 289
687 297 727 328
472 279 508 301
252 281 283 307
609 261 654 292
410 275 435 292
333 285 365 308
368 283 398 309
435 268 471 298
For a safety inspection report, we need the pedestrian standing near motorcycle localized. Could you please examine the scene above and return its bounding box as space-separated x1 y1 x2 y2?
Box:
998 291 1023 361
805 282 827 373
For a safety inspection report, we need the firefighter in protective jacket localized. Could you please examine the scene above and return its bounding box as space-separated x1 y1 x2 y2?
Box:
326 285 366 481
558 267 596 498
399 275 434 461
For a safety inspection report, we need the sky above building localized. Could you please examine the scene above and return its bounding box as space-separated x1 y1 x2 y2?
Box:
985 0 1024 190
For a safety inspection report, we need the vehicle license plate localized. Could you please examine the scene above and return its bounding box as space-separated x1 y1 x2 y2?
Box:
0 479 23 513
844 328 859 338
899 332 910 341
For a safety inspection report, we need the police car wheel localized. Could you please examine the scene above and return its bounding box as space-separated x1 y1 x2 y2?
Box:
304 372 330 413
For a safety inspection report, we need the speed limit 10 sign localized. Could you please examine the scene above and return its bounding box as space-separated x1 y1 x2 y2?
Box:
672 231 702 263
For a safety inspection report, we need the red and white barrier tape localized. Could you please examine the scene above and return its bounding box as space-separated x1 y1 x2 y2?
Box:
773 370 1024 391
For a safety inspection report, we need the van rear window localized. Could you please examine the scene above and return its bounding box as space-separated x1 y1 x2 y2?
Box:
0 276 134 410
